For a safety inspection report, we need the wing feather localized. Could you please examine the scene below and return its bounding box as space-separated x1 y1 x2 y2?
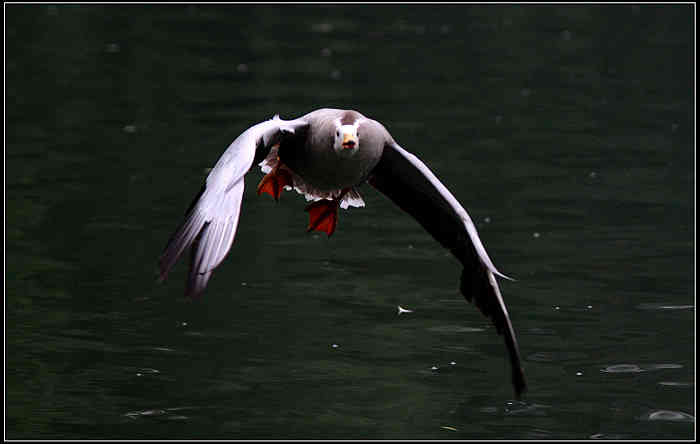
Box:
158 115 309 298
369 141 526 398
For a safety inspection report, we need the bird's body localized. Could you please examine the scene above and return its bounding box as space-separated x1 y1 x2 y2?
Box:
257 108 388 209
158 108 527 398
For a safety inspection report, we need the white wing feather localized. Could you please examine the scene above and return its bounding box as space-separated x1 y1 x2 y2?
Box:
159 115 307 297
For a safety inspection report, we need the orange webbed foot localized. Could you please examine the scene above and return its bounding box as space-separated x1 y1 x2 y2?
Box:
305 199 339 237
256 165 293 202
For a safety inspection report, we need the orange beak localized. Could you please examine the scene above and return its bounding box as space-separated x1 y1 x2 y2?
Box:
342 133 357 149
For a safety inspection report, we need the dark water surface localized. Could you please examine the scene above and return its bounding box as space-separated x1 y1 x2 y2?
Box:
5 4 694 440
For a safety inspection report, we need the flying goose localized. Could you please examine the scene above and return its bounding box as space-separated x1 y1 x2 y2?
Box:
158 108 527 398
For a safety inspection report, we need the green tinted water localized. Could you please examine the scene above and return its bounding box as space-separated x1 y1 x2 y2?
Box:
6 4 694 439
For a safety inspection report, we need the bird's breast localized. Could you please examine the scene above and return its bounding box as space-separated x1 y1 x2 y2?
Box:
280 139 381 192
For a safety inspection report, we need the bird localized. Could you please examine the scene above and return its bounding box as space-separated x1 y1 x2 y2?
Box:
158 108 527 398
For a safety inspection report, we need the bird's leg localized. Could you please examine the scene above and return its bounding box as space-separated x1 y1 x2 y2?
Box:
256 158 294 202
304 188 350 237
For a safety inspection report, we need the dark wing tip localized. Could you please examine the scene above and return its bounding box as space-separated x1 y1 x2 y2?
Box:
157 184 208 283
185 270 212 299
460 266 527 399
183 221 212 299
513 366 527 399
156 266 168 284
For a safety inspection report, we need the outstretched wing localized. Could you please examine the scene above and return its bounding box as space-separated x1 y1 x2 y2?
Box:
368 141 526 398
158 115 309 298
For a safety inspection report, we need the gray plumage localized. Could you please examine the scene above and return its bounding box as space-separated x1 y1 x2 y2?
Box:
158 108 527 398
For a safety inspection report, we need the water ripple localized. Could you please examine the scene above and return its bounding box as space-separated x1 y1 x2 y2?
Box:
646 363 683 370
658 381 693 387
527 350 589 362
427 325 484 333
636 303 694 311
124 406 199 421
503 400 551 417
124 409 166 419
591 433 628 439
433 344 477 353
640 410 694 422
526 327 558 335
601 363 683 373
600 364 643 373
135 368 160 377
151 346 177 353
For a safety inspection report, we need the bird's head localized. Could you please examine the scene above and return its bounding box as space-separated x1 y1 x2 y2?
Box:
332 120 361 157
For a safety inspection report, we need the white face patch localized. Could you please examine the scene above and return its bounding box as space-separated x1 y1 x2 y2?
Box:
339 124 357 137
333 120 363 156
